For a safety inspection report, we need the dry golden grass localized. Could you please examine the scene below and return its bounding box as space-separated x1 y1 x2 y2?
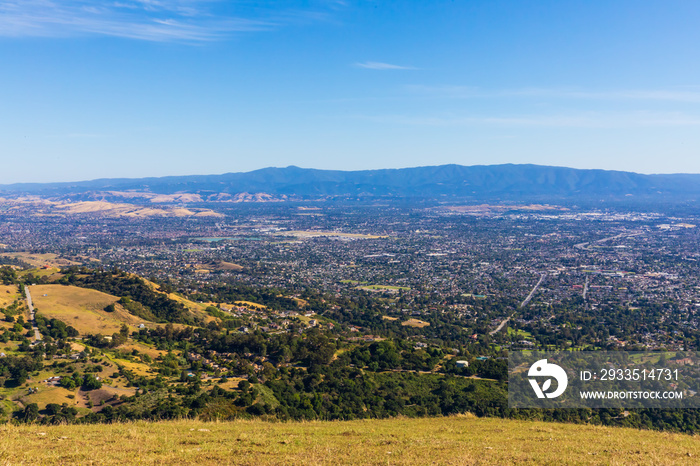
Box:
21 386 84 410
0 416 698 465
118 342 167 359
48 201 222 218
208 260 244 271
0 252 79 268
382 316 399 321
235 301 267 310
0 285 19 308
401 318 430 328
21 267 63 280
109 357 156 377
28 285 143 335
290 297 308 307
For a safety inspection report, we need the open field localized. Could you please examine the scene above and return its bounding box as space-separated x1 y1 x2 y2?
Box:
0 198 222 218
401 318 430 328
28 285 143 335
53 201 223 218
357 285 410 292
0 252 80 268
235 301 267 310
20 267 63 280
0 285 19 307
108 357 155 377
201 260 244 272
21 386 85 410
506 327 534 339
119 342 167 359
0 416 698 465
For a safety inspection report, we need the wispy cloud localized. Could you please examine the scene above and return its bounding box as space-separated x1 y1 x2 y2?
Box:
0 1 337 42
355 61 417 70
405 85 700 103
358 111 700 128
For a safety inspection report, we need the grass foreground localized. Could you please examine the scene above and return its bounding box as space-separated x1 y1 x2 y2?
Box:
1 416 699 465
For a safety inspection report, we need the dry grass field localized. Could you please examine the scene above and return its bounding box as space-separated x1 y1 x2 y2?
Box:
0 198 223 219
401 318 430 328
0 416 698 465
21 366 136 411
235 301 267 310
357 284 411 292
0 285 19 308
21 386 86 410
0 252 79 268
52 201 223 218
28 285 143 335
108 357 156 377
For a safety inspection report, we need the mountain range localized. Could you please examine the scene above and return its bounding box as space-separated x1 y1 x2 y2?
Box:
2 164 700 201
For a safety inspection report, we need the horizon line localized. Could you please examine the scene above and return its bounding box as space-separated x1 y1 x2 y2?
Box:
1 163 700 188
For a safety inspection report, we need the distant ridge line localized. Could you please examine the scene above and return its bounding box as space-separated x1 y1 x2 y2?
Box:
2 164 700 200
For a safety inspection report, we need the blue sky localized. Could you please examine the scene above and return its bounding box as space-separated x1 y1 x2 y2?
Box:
1 1 700 183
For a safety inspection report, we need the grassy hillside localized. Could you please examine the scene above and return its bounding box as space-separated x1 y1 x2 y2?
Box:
28 284 142 335
0 285 20 308
1 416 698 465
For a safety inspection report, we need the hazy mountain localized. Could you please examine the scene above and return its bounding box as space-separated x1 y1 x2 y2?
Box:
2 164 700 201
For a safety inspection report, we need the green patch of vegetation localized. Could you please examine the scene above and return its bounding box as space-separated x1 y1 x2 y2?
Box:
506 327 533 339
357 285 411 291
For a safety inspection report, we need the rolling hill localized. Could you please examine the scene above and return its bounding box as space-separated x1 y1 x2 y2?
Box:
2 164 700 201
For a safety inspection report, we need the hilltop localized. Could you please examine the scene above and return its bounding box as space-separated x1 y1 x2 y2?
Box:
1 416 699 465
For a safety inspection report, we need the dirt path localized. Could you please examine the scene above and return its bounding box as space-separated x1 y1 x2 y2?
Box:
23 286 42 341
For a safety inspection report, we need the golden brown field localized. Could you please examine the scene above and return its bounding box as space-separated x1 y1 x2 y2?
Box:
0 416 698 465
401 318 430 328
28 284 142 334
0 285 19 308
0 252 79 268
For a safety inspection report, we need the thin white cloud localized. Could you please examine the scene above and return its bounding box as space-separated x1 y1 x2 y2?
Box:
358 111 700 128
0 0 336 42
406 85 700 103
355 61 417 70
